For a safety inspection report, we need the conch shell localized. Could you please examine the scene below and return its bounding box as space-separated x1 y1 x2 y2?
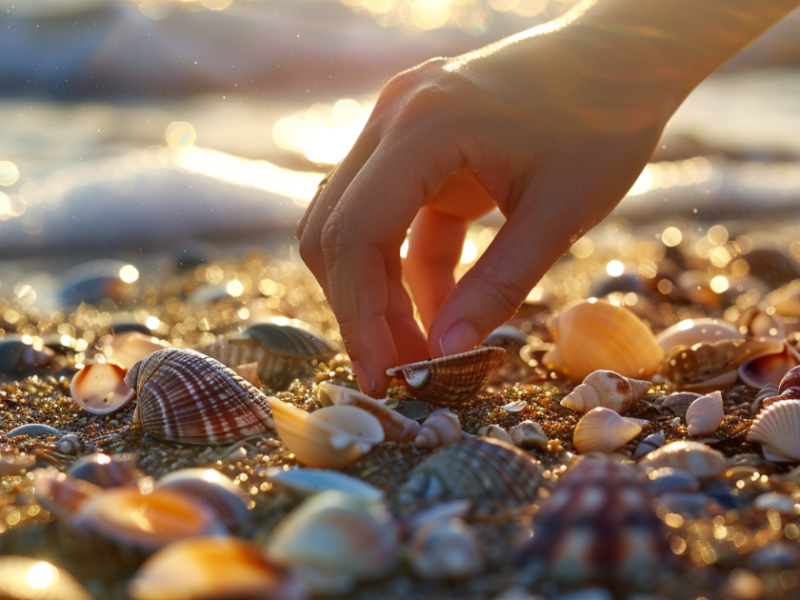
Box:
560 370 651 415
747 399 800 462
415 409 462 450
573 407 648 454
685 391 724 437
544 301 663 380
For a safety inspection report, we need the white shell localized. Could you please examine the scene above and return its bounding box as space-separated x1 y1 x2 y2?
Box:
655 318 743 352
509 420 549 450
560 370 651 415
685 391 724 437
477 424 513 445
101 331 171 370
407 518 484 581
70 362 136 415
639 441 728 477
573 408 647 454
268 468 384 501
414 409 462 450
747 399 800 462
269 398 384 469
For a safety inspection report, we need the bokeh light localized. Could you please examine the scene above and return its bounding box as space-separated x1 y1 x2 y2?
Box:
0 161 20 186
606 260 624 277
166 122 197 149
710 275 730 294
119 265 140 284
662 226 683 247
27 562 57 589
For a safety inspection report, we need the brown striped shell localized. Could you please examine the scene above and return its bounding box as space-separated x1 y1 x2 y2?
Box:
125 348 275 445
518 459 671 589
398 438 543 504
386 347 505 407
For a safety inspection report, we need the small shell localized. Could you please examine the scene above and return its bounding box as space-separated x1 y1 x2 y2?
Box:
267 468 384 501
0 557 93 600
572 407 647 454
156 468 250 527
639 441 728 477
543 301 664 380
634 430 666 459
656 318 744 352
70 362 136 415
778 365 800 398
482 325 529 351
0 453 35 477
33 468 102 516
415 409 462 450
67 453 140 488
125 348 275 445
509 420 549 451
738 342 799 388
399 438 543 504
645 467 700 496
100 331 171 370
317 382 420 442
56 434 82 455
685 391 724 436
477 424 513 445
269 398 384 469
0 337 54 374
386 347 505 407
74 488 227 550
747 399 800 462
129 537 307 600
560 370 651 415
658 392 702 417
407 518 484 581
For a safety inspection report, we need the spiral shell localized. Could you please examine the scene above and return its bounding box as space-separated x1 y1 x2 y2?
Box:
655 318 744 353
71 362 136 415
686 391 724 437
386 347 505 407
407 518 484 582
543 301 664 380
639 441 728 477
477 424 513 444
747 399 800 462
509 420 549 450
125 348 275 445
573 407 648 454
415 409 462 450
560 370 651 415
399 438 543 504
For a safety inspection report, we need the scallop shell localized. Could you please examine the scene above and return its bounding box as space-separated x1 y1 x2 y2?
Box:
129 537 307 600
686 391 724 436
738 341 799 388
156 468 250 526
70 362 136 415
477 424 513 445
747 399 800 462
317 382 420 442
407 518 484 582
415 409 462 450
639 441 728 477
518 459 671 588
560 370 651 415
634 430 666 459
385 347 505 407
125 348 275 445
543 301 664 380
0 557 94 600
101 331 171 370
509 420 549 451
269 397 384 469
655 318 744 353
34 468 103 516
573 407 648 454
67 452 140 488
399 438 543 504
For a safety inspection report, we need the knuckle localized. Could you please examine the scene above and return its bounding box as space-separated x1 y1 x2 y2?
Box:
319 219 347 253
298 232 321 265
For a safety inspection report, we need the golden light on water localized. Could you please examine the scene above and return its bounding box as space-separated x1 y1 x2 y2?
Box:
606 260 624 277
27 562 57 589
662 227 683 247
0 161 20 186
119 264 140 283
166 122 197 149
627 157 713 197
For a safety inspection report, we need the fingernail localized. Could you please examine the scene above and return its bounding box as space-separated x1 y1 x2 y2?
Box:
439 321 479 356
352 360 378 395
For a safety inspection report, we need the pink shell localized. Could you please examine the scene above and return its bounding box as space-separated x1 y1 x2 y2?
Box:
778 365 800 399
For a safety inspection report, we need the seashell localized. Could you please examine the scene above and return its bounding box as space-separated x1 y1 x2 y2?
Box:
100 331 171 370
686 391 724 436
129 537 307 600
156 468 250 527
572 408 648 454
407 518 484 581
399 438 543 504
738 341 799 388
269 397 384 468
71 362 136 415
0 557 94 600
0 336 55 374
56 434 82 455
746 399 800 462
778 364 800 398
415 409 462 450
6 423 62 438
386 347 505 407
33 468 102 516
644 467 700 496
268 491 398 595
739 307 787 339
639 441 728 477
73 488 227 550
518 459 671 588
560 370 651 415
317 382 420 442
634 430 666 459
125 348 276 445
267 468 384 501
755 383 779 408
543 301 664 380
482 325 529 351
658 392 702 417
477 424 513 445
399 500 472 538
0 452 35 477
509 420 549 451
233 362 261 389
752 493 799 515
655 318 744 353
67 452 140 488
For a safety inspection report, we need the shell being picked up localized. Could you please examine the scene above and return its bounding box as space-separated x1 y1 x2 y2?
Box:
685 391 724 437
560 370 651 415
573 407 648 454
746 399 800 462
386 347 504 407
125 348 275 445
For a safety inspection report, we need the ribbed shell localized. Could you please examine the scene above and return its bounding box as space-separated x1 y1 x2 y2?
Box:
125 348 275 445
386 347 504 407
243 320 337 358
747 399 800 462
639 441 728 477
634 431 666 459
518 459 671 589
399 438 543 504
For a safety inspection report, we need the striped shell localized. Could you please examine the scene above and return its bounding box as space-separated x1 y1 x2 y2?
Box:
399 438 543 504
639 441 728 477
685 391 724 437
573 407 648 454
747 399 800 462
560 370 651 415
125 348 275 445
634 430 666 459
518 459 671 588
386 347 504 407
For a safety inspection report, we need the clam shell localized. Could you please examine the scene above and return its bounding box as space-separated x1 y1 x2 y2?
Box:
560 370 651 415
518 459 671 588
33 467 102 516
572 407 648 454
0 557 93 600
415 409 462 450
129 537 307 600
269 398 384 469
70 362 136 415
738 342 799 388
125 348 275 445
747 399 800 462
385 347 504 407
543 301 663 380
156 468 250 526
639 441 728 477
67 452 140 488
407 518 484 582
655 318 744 353
685 391 724 437
399 438 543 504
267 468 384 501
634 430 666 459
101 331 171 370
509 420 549 451
482 325 529 351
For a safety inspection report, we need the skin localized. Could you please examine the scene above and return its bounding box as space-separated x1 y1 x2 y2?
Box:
296 0 800 396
